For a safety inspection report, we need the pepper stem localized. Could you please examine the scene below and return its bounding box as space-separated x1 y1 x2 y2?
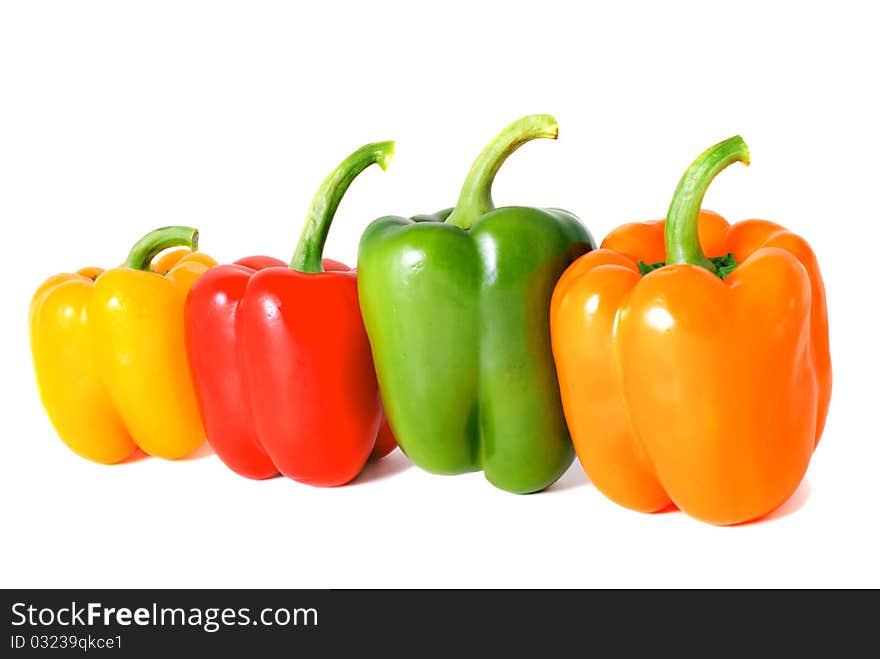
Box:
665 136 750 272
445 114 558 230
290 141 394 273
124 226 199 271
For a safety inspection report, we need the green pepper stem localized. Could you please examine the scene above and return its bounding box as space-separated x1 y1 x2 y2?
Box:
290 141 394 273
665 136 750 272
445 114 558 230
124 226 199 271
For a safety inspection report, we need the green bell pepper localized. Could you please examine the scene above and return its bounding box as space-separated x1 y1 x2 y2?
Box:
357 115 596 493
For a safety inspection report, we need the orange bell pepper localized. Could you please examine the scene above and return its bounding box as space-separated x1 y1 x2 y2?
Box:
550 136 831 525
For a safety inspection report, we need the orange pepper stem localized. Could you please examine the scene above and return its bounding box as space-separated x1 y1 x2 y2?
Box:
290 141 394 273
123 226 200 271
665 136 750 273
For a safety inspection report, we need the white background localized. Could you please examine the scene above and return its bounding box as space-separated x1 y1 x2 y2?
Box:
1 1 878 588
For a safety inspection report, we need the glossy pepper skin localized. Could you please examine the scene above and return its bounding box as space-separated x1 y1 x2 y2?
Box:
358 115 595 494
550 136 831 525
185 143 396 485
30 227 216 463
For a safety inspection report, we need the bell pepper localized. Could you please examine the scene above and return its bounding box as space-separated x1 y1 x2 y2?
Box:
30 227 216 463
184 142 396 485
358 115 595 494
550 136 831 525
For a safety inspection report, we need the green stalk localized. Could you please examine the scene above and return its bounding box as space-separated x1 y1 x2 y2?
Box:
290 141 394 273
665 136 750 273
124 226 199 271
445 115 558 230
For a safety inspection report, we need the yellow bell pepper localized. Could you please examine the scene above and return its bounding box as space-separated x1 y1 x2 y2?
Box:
29 226 217 463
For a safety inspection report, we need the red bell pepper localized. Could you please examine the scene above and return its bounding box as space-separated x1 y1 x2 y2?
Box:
185 142 396 484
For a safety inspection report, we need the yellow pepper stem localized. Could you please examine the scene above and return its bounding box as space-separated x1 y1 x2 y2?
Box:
124 226 200 271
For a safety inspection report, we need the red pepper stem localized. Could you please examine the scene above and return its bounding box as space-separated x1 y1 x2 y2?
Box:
290 141 394 273
445 114 558 231
123 226 199 271
665 136 750 272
